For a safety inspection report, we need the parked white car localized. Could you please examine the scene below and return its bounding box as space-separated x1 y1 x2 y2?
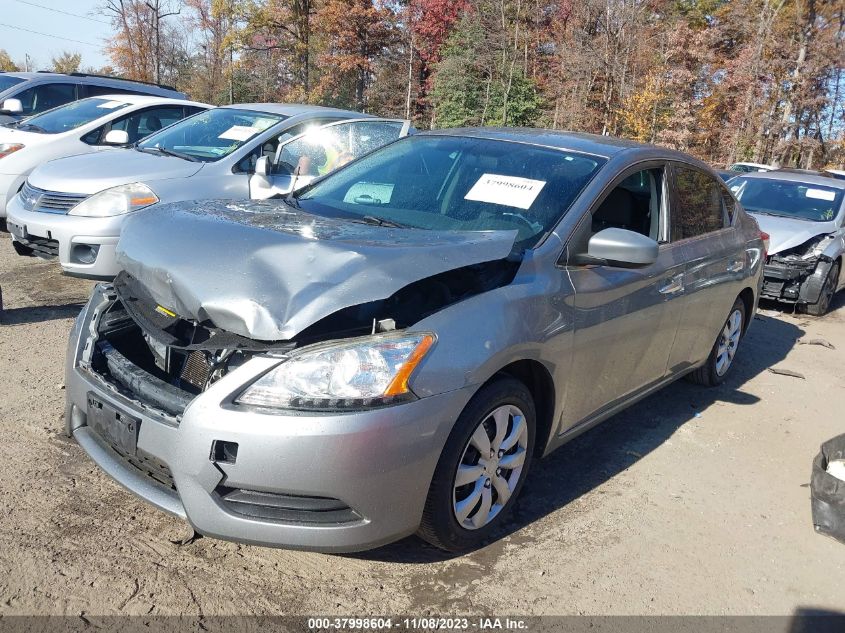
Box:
7 104 410 279
0 94 209 224
727 162 773 173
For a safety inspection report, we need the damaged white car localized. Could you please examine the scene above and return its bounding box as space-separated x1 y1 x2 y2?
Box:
730 171 844 315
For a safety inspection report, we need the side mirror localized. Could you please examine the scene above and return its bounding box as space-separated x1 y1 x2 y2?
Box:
255 155 270 177
103 129 130 145
580 228 659 267
1 98 23 115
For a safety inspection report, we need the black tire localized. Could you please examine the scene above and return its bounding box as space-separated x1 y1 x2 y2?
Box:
418 376 536 552
687 297 746 387
803 262 840 317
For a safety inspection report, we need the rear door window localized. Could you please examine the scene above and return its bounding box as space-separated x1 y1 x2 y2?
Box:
671 165 729 241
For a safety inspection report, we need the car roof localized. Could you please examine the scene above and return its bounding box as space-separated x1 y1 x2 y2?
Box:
0 71 184 95
224 103 371 118
735 170 845 189
419 127 702 161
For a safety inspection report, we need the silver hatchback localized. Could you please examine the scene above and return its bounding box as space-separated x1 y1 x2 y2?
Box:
65 129 764 552
8 104 410 278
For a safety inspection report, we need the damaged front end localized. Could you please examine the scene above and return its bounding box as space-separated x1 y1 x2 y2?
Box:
761 234 837 305
77 278 293 422
76 254 520 422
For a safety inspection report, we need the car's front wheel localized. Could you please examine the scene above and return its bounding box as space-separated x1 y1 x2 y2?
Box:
688 297 746 386
418 377 536 552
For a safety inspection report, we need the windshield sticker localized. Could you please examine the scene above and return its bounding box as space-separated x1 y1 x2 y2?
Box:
464 174 546 210
806 188 836 202
218 125 259 142
343 182 395 205
97 100 125 109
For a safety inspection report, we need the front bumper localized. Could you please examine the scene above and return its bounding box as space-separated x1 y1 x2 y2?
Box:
761 258 827 304
0 172 24 219
6 194 125 278
64 288 472 552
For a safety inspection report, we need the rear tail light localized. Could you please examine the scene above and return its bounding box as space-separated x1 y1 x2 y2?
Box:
760 231 770 257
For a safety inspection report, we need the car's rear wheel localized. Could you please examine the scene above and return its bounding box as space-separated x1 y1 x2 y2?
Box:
688 297 746 387
803 262 840 317
418 377 536 552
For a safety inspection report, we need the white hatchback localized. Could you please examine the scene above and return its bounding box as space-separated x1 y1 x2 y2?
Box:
0 95 210 222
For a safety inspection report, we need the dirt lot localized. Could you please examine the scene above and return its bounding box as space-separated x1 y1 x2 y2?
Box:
1 239 844 619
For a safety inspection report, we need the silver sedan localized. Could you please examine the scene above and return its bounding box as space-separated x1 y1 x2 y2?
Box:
65 129 765 552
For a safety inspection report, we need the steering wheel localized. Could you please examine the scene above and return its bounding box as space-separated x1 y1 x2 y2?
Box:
501 211 541 233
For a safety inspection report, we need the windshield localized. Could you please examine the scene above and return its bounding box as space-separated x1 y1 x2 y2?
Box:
298 135 605 249
731 177 843 222
137 108 284 162
0 76 25 93
10 97 130 134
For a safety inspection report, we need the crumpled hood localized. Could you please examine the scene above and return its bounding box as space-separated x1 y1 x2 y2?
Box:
28 149 204 195
750 212 838 255
116 199 518 341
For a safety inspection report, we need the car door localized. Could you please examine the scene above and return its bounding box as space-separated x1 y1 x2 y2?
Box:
665 163 747 372
559 163 688 429
249 118 411 199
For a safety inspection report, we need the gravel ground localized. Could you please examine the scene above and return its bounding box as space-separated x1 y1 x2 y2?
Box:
1 238 844 619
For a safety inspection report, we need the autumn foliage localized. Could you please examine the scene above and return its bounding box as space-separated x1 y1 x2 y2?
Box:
94 0 843 168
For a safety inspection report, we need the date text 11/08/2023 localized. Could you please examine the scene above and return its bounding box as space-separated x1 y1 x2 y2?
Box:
307 618 529 631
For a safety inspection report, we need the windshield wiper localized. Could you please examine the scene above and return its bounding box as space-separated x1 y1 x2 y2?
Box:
746 208 787 218
352 215 408 228
137 146 199 162
16 123 46 133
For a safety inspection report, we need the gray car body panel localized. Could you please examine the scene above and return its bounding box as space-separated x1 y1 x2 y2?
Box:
116 199 518 340
28 149 205 194
65 129 765 551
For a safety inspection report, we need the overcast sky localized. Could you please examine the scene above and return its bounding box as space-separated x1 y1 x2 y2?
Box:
1 0 112 71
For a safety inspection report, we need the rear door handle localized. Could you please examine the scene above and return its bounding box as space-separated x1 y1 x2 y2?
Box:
727 259 744 273
659 274 684 295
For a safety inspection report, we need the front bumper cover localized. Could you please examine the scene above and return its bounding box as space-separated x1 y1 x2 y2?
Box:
6 194 124 278
761 257 831 305
64 287 473 552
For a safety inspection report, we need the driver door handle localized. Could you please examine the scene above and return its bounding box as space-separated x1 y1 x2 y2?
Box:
659 273 684 295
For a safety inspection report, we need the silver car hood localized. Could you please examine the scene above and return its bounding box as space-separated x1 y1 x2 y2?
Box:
29 149 204 195
750 213 838 255
116 199 518 341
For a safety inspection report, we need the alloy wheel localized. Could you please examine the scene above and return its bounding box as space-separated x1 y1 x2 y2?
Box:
452 404 528 530
715 309 742 376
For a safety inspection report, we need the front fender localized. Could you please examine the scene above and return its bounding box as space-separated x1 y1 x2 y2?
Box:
406 256 571 439
799 259 837 304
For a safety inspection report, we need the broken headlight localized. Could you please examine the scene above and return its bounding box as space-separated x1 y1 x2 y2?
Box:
236 332 435 411
69 182 159 217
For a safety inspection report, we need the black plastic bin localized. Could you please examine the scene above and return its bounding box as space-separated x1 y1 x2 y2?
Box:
811 433 845 544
